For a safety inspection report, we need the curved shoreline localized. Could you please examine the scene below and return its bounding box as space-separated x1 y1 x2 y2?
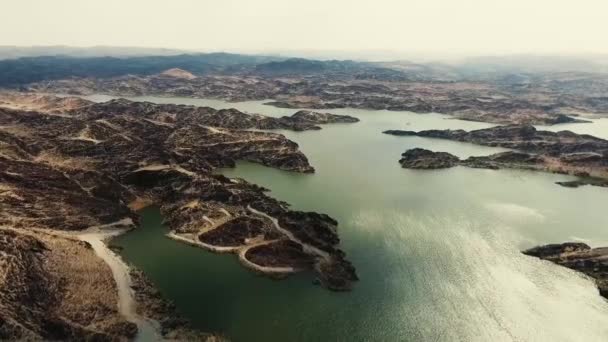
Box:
77 224 162 341
238 239 297 275
165 206 323 276
166 232 299 275
167 231 241 253
247 206 330 261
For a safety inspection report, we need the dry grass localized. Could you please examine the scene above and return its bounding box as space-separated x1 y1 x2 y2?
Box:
0 227 136 340
40 232 129 331
128 197 155 211
34 151 97 171
0 124 34 138
0 184 24 201
0 92 90 114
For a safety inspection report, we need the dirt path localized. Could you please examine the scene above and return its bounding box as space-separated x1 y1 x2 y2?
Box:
168 209 299 275
247 206 331 261
237 239 297 274
77 221 162 341
199 209 232 234
166 231 241 253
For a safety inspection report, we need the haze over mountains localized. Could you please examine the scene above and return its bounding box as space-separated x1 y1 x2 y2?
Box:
2 0 608 340
0 46 607 88
2 42 608 341
0 46 193 60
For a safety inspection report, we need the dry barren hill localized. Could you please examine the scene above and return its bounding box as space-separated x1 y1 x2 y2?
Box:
0 93 359 340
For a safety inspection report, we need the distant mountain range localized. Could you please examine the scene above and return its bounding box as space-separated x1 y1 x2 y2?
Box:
0 53 414 86
0 46 607 87
0 53 286 86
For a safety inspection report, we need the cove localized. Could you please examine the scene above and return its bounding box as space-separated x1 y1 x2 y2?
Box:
106 96 608 341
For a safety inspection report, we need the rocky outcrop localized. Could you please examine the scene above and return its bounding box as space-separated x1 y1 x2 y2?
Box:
159 68 198 80
0 93 358 338
159 177 358 290
288 110 359 126
399 149 551 171
555 178 608 188
387 125 608 187
398 148 608 188
462 151 546 170
385 125 608 156
523 243 608 299
398 148 460 169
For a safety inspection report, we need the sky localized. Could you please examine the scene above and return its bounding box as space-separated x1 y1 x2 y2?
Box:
3 0 608 59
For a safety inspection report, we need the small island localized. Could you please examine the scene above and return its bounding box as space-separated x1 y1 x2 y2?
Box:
385 125 608 188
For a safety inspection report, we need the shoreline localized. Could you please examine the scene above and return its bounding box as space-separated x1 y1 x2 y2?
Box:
237 239 298 275
29 87 601 126
248 206 331 261
162 201 324 278
166 231 299 276
17 91 600 128
164 206 321 277
167 231 242 254
76 224 162 341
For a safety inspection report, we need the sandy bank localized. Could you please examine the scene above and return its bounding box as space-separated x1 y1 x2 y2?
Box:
77 223 162 341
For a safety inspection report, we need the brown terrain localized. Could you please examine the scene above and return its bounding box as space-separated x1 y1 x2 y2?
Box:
26 67 608 125
0 92 359 340
0 228 137 340
385 125 608 188
2 58 608 337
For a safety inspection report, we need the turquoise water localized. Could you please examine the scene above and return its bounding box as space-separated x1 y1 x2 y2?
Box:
106 95 608 341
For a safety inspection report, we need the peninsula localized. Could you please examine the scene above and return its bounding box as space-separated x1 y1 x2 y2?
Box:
0 93 358 340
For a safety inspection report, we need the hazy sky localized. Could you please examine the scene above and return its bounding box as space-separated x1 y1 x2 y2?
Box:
3 0 608 58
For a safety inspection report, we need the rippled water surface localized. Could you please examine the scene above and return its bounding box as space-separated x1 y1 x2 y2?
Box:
102 95 608 341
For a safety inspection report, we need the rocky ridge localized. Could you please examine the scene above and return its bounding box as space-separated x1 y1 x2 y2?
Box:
0 92 358 133
398 148 460 169
386 125 608 187
27 70 608 125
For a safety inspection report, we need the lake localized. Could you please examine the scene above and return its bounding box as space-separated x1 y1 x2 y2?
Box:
100 95 608 341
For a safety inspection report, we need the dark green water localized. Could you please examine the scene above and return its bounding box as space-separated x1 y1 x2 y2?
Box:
104 95 608 341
